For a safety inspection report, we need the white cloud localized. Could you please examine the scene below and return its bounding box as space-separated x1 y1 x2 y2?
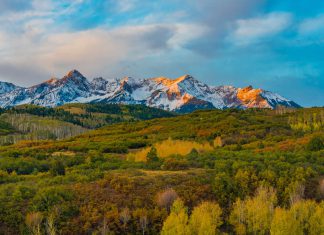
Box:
0 0 213 85
299 14 324 35
41 25 174 67
183 0 265 56
230 12 292 46
0 22 205 85
23 18 54 40
115 0 137 13
169 23 209 49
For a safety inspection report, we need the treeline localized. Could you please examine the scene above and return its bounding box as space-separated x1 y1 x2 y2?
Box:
0 113 87 145
7 104 175 129
161 187 324 235
0 103 175 145
9 186 324 234
288 108 324 132
85 103 175 120
7 105 85 126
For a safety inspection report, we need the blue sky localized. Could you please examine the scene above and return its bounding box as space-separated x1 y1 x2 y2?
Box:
0 0 323 106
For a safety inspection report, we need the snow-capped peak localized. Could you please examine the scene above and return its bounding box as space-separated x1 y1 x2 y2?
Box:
64 69 84 79
0 81 21 95
175 74 195 83
91 77 108 91
120 76 139 86
0 70 301 111
152 74 194 86
45 78 59 85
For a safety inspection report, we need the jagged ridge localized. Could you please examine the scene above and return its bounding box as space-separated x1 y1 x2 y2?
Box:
0 70 300 112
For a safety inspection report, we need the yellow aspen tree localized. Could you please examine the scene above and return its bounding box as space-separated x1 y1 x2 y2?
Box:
189 201 223 235
270 207 303 235
243 186 276 235
290 200 317 233
161 199 190 235
309 202 324 235
247 187 276 234
229 198 247 235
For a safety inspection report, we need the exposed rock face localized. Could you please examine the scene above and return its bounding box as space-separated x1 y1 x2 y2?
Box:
0 70 301 112
237 86 272 108
0 81 20 95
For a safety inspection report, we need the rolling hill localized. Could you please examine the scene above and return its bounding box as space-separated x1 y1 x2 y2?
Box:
0 103 175 145
0 107 322 234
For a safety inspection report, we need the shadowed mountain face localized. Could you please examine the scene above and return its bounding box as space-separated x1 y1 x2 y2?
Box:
0 70 300 112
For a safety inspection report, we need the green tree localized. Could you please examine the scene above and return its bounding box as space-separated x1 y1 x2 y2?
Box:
146 147 159 163
213 172 237 207
234 169 258 199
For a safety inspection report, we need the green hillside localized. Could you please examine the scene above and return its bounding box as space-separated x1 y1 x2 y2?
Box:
9 103 176 129
0 119 15 135
0 107 323 234
0 104 175 145
0 113 88 145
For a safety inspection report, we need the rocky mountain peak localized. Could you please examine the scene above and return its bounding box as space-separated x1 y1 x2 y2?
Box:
92 77 106 83
0 70 301 111
120 77 138 85
175 74 195 83
66 69 83 77
62 70 87 83
45 78 59 85
0 81 20 95
241 85 254 92
91 77 108 91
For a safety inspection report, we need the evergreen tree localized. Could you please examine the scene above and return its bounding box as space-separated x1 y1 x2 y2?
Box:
146 147 159 163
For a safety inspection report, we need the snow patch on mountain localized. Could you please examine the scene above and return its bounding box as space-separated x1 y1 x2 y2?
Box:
0 70 301 112
0 81 21 95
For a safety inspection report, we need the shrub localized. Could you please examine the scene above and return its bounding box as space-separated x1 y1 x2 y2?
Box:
50 160 65 176
156 188 178 212
307 136 324 151
162 157 189 171
101 145 128 154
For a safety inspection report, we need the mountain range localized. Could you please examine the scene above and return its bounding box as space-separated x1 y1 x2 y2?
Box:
0 70 300 112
